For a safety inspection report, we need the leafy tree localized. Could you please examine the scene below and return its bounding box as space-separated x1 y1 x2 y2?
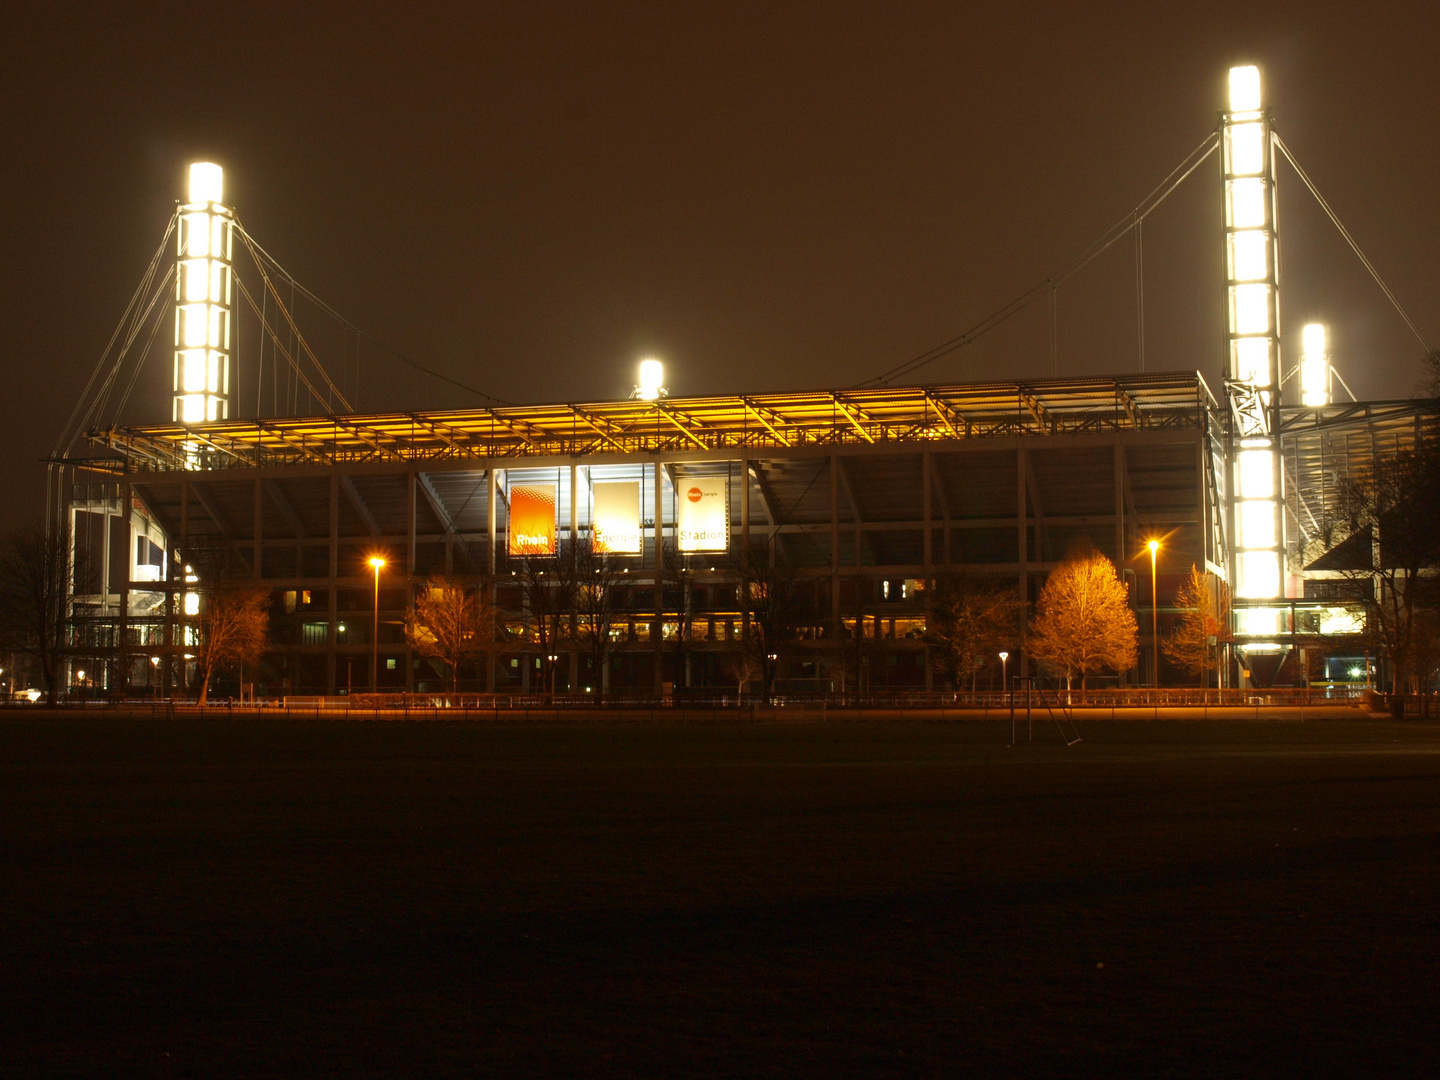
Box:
1162 564 1229 686
0 526 73 704
404 575 494 693
193 582 269 704
924 575 1022 690
1028 547 1138 694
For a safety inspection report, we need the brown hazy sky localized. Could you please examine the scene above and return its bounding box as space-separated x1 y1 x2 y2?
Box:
2 1 1437 523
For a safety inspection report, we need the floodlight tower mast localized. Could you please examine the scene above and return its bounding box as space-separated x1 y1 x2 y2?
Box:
1222 66 1286 610
174 163 234 423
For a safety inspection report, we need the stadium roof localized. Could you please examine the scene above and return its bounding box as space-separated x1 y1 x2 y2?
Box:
82 371 1221 474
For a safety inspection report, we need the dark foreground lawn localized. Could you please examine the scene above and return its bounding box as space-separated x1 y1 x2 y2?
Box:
2 716 1438 1078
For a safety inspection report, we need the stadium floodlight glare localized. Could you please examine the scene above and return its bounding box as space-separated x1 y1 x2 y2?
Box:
174 163 233 425
188 162 224 203
1228 179 1267 228
1301 322 1330 407
1230 230 1268 281
1238 449 1276 499
1229 65 1261 112
1237 551 1282 599
1233 284 1272 334
1227 122 1265 175
636 358 665 400
1222 64 1283 603
1239 500 1277 548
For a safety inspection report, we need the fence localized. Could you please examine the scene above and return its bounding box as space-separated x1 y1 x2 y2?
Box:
2 684 1419 722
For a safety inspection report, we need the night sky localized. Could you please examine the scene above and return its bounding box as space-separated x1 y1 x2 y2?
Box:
3 2 1437 524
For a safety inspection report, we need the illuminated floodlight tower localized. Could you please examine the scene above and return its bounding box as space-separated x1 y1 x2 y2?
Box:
633 358 667 401
1300 323 1331 407
1222 66 1286 605
174 163 234 423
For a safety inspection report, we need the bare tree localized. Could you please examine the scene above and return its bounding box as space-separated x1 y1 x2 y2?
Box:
1319 432 1440 696
1028 547 1138 695
721 651 762 696
0 526 73 704
513 553 577 695
737 545 803 696
1162 564 1230 686
661 543 701 691
924 574 1023 691
405 575 495 693
571 539 626 699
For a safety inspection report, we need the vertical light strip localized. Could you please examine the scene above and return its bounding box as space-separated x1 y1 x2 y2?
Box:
1223 66 1285 600
1300 323 1330 407
174 162 233 424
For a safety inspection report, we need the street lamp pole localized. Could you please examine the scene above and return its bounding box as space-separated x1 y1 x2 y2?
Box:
369 556 386 693
1147 540 1160 689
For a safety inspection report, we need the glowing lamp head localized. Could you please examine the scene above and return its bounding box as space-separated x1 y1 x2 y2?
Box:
999 651 1009 662
1147 540 1160 554
188 162 224 204
1302 323 1326 358
637 358 665 400
368 556 386 570
1229 66 1261 112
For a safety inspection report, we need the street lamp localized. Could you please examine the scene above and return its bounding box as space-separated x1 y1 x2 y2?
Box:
368 556 386 692
1147 540 1160 689
999 650 1009 697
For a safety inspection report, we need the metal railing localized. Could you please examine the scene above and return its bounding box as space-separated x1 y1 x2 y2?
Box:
1 684 1402 722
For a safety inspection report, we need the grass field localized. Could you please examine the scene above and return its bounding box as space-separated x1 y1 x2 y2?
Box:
2 714 1438 1077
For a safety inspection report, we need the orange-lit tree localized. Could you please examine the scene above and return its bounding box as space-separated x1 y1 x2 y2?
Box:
1163 564 1230 687
924 574 1023 691
404 575 495 693
194 582 269 705
1028 547 1138 695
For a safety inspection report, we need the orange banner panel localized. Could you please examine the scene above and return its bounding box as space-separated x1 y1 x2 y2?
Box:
508 483 557 556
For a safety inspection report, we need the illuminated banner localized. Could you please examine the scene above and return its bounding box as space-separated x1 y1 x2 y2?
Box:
592 481 641 554
508 483 557 556
677 475 729 552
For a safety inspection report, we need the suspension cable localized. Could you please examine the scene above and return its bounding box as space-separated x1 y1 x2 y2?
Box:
1273 134 1435 358
860 131 1219 387
52 215 176 457
234 224 511 406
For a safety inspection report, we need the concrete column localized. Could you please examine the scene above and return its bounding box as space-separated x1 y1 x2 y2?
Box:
253 478 263 580
740 456 750 647
406 470 416 693
569 461 579 691
1114 441 1126 566
486 464 497 693
1017 446 1028 680
829 451 840 637
923 451 932 692
174 477 189 696
740 456 749 556
327 475 339 695
118 480 131 693
654 461 664 695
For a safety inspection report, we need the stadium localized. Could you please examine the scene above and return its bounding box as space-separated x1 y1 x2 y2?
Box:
54 67 1435 699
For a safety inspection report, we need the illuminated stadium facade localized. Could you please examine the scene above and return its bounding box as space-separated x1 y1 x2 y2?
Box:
56 67 1437 697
